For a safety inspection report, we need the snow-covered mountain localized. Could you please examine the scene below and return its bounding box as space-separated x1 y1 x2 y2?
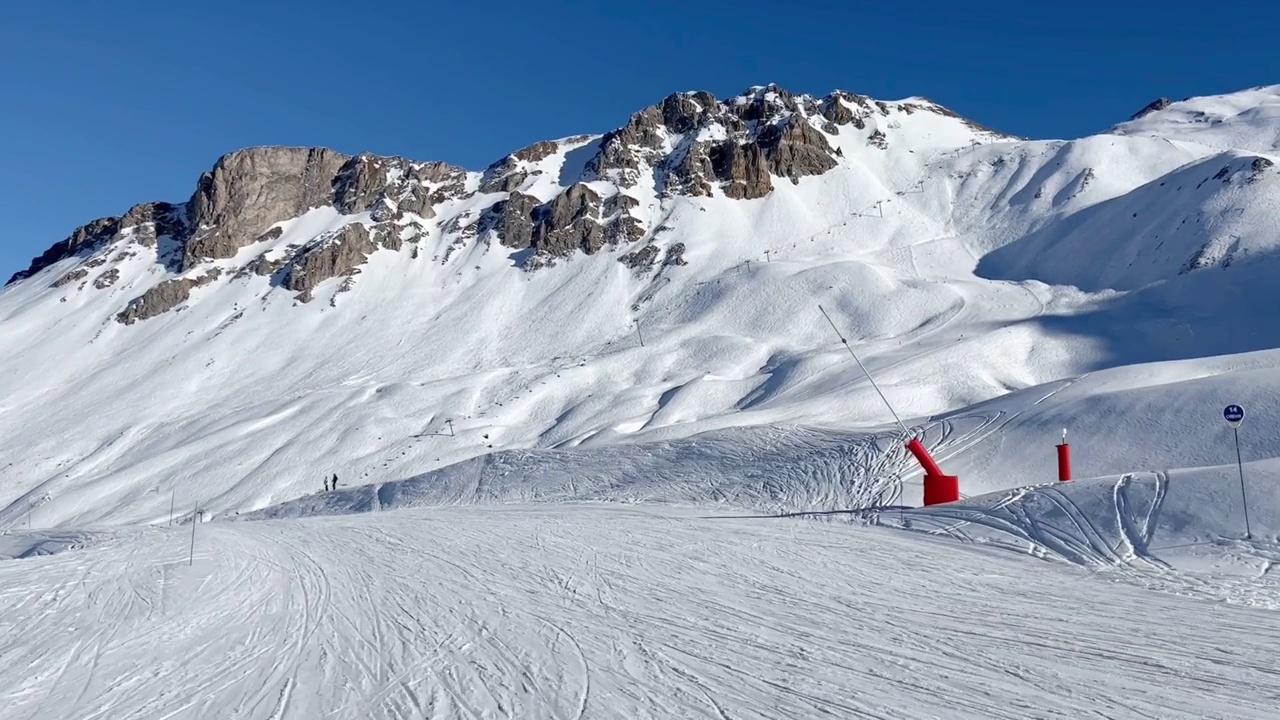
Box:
4 83 1280 527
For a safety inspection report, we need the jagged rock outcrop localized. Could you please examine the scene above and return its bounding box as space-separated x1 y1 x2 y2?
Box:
118 202 186 248
710 142 773 200
479 158 530 194
666 144 716 197
10 82 1003 323
591 104 669 182
116 269 221 325
1131 98 1173 120
820 91 867 128
619 240 687 273
535 184 604 255
333 154 461 222
484 193 542 250
184 147 348 270
182 147 458 275
663 242 688 266
8 202 185 285
758 115 839 181
482 187 643 261
1250 157 1275 181
283 223 398 302
620 245 659 271
661 92 719 133
93 269 120 289
52 268 89 288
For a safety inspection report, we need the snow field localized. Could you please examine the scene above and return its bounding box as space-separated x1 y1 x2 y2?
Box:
4 502 1280 719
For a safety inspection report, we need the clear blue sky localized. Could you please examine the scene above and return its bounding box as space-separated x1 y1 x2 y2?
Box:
2 0 1277 279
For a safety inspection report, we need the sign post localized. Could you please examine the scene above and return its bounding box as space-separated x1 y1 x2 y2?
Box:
189 506 200 566
1223 404 1251 540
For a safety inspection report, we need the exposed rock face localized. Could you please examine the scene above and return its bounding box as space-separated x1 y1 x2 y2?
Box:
1250 157 1275 181
758 115 838 181
283 223 400 302
596 84 853 200
534 184 602 253
119 202 185 248
8 202 185 285
93 269 120 289
1131 98 1173 120
710 142 773 199
661 92 718 133
663 242 688 266
614 233 685 275
820 91 863 127
482 187 643 262
620 245 659 271
333 154 458 222
11 82 1004 323
182 147 460 274
479 159 529 194
184 147 349 269
513 141 559 163
591 105 667 181
116 269 221 325
666 144 716 197
483 193 542 250
52 268 89 288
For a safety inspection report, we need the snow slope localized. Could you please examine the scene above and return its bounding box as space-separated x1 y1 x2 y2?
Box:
4 82 1280 717
1113 85 1280 154
0 84 1277 529
4 500 1280 719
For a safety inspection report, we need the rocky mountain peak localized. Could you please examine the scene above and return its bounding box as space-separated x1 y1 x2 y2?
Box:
7 83 1000 324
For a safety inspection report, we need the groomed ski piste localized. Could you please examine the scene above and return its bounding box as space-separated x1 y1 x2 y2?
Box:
3 458 1280 719
4 86 1280 717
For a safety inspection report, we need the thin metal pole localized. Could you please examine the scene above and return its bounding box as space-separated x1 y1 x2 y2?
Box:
818 305 910 436
1235 427 1252 540
636 321 645 348
189 506 198 566
169 490 175 527
447 419 455 437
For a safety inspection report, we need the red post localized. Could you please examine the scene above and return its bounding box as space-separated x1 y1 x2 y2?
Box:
906 438 960 505
1056 429 1071 482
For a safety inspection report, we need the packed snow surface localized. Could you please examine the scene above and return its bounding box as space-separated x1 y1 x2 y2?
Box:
4 84 1280 718
5 479 1280 720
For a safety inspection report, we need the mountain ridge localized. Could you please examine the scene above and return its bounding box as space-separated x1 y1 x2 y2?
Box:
4 82 1280 527
5 85 1007 315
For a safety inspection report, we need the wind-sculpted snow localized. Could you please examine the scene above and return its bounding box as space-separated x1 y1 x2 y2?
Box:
3 505 1280 719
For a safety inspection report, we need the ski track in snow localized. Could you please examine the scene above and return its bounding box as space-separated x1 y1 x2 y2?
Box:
2 505 1280 720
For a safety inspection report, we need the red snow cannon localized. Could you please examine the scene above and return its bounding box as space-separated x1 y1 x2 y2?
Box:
906 437 959 506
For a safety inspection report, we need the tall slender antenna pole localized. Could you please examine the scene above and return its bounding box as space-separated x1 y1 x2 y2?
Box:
818 305 910 436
